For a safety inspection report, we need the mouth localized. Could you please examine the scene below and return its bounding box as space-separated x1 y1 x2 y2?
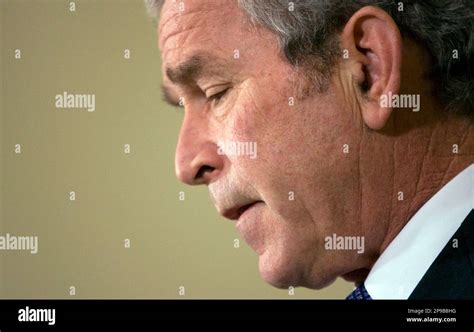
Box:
221 201 263 220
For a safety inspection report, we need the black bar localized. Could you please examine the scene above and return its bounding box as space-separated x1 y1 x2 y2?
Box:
0 300 472 329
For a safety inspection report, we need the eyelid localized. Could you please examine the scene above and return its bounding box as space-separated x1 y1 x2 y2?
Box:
204 85 229 99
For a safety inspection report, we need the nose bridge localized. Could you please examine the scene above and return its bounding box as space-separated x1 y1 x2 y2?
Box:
175 110 224 185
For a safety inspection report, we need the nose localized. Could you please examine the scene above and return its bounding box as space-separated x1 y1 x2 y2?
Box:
175 111 225 185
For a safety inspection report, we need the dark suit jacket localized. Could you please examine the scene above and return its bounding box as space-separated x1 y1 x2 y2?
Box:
409 209 474 299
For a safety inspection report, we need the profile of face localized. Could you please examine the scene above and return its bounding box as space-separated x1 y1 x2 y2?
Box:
158 0 407 289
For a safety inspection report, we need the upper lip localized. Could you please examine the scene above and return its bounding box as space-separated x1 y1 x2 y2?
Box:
220 201 261 220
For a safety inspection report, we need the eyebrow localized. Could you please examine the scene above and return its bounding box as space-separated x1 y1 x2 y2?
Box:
166 54 206 84
161 52 229 107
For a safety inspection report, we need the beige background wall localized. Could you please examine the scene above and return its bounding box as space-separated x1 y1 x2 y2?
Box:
0 0 352 299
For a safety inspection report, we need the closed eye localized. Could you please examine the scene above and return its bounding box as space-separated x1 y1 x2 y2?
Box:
207 88 229 106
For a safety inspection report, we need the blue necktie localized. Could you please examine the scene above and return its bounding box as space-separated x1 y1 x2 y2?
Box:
346 283 372 300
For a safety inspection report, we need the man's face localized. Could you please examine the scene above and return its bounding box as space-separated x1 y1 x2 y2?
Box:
159 0 378 289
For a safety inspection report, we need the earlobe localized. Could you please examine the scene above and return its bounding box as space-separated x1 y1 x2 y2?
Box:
340 6 402 130
361 98 394 130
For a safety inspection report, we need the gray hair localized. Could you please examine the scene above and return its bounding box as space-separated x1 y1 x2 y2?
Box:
146 0 473 114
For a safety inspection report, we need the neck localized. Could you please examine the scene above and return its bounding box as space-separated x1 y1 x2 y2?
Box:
355 38 473 280
380 107 473 253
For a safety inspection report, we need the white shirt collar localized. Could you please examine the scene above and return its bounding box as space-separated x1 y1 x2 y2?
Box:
364 164 474 299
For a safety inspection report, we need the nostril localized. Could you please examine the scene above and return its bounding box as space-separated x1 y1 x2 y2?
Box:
195 165 215 181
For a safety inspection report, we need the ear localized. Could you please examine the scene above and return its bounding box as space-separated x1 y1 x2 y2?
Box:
340 6 402 130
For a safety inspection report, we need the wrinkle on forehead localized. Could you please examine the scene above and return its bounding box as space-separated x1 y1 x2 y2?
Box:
160 25 206 55
158 1 237 51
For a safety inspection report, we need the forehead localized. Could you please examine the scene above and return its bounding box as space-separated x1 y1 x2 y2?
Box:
158 0 243 57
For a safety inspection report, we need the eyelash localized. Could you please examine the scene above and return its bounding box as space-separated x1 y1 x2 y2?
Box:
208 88 229 106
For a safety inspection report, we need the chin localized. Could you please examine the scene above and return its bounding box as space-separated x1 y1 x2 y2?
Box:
257 248 338 290
257 249 301 289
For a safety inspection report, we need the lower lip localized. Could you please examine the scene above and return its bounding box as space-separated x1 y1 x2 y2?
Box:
238 202 262 221
236 202 265 254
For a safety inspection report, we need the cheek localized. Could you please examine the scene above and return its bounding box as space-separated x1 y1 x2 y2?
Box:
225 96 308 220
227 84 277 138
227 84 296 159
225 91 291 183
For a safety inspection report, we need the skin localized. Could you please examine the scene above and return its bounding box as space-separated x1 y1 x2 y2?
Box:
157 0 473 290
